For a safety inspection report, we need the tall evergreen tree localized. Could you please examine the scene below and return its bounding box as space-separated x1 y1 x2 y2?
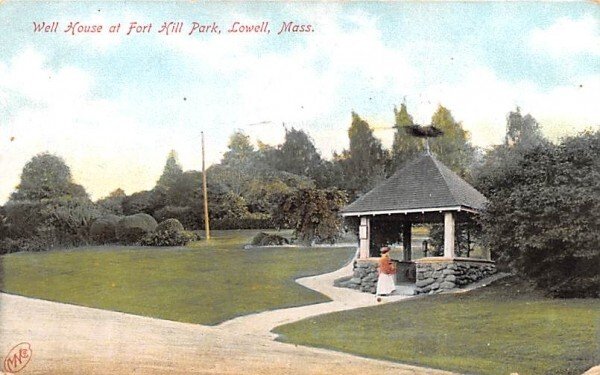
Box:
390 103 422 173
337 112 387 197
428 105 475 177
214 131 261 196
156 150 183 190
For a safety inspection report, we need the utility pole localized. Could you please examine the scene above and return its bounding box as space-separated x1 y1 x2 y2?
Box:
201 131 211 240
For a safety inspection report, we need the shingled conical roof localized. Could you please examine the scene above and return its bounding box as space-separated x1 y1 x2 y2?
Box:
342 152 487 216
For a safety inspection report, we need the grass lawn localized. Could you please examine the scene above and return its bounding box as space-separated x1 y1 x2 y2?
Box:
274 276 600 375
0 230 355 325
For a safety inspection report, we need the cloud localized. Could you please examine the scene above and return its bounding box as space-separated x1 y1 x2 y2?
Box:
164 9 598 156
164 10 416 154
0 48 174 202
409 68 599 147
529 14 600 57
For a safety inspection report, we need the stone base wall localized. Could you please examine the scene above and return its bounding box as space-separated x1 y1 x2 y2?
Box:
336 257 496 295
337 259 379 294
415 258 496 295
336 259 413 294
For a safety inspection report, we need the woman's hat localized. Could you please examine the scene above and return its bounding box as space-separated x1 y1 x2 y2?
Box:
380 247 390 254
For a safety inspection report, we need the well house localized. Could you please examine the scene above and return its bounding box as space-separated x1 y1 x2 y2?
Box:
340 151 496 294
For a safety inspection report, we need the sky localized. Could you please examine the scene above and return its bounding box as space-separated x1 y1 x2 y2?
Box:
0 1 598 203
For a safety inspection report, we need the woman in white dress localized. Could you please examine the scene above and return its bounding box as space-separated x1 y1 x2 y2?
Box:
376 247 397 296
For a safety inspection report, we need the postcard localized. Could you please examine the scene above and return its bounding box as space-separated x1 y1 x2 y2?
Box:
0 1 598 374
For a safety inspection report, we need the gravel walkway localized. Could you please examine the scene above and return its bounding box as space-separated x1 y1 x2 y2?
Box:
217 260 415 337
0 259 458 374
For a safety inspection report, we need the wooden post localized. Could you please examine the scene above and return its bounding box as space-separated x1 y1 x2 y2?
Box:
444 212 455 258
359 216 370 259
403 221 412 261
201 131 211 240
466 227 471 258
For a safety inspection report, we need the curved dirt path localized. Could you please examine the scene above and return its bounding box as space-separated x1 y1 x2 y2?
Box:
0 260 454 374
217 259 414 338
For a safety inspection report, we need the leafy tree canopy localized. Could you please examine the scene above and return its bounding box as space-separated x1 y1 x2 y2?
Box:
272 187 348 245
505 107 546 149
268 127 323 178
222 131 256 166
477 130 600 298
10 152 88 202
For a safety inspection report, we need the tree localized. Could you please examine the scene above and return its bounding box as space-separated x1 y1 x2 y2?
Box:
121 190 155 215
336 112 388 198
166 171 202 208
4 153 99 251
96 188 126 215
0 205 7 242
390 103 422 173
242 170 314 214
505 107 545 148
156 150 183 190
217 130 262 198
476 130 600 298
268 127 321 179
428 105 475 177
154 168 256 229
222 131 256 166
10 153 88 201
272 187 348 245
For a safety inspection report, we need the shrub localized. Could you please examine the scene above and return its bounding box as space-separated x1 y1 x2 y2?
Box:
153 206 197 229
90 214 121 244
140 229 191 247
251 232 269 246
4 197 100 251
154 207 274 231
183 230 203 242
260 234 289 246
40 197 101 246
4 201 45 239
0 234 57 254
156 218 184 233
250 232 289 246
139 218 193 247
116 213 158 244
211 216 273 230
